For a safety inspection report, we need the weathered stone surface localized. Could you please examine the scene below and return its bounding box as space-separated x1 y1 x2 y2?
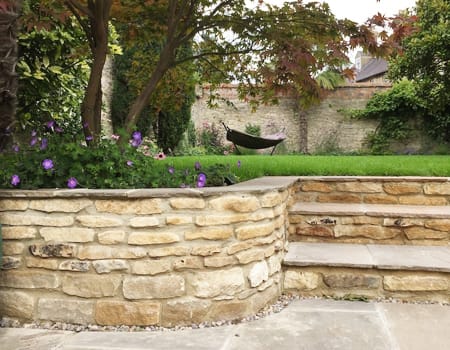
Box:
29 199 92 213
383 275 448 291
173 256 203 270
235 222 275 240
323 273 381 289
38 298 94 324
383 218 424 227
162 298 211 327
295 225 333 237
185 226 233 241
424 183 450 195
129 217 160 228
383 183 423 195
334 225 400 240
76 215 122 228
0 213 73 226
301 182 334 193
336 182 383 193
340 216 381 225
363 194 399 204
195 213 249 226
284 270 321 291
264 245 275 258
170 197 205 209
148 246 190 257
0 290 35 319
424 219 450 232
317 194 361 203
95 199 163 214
1 226 37 239
204 255 235 267
260 191 284 207
166 215 193 225
97 230 126 245
248 261 269 287
398 196 448 206
1 256 21 269
95 301 160 326
235 249 265 264
189 267 245 298
191 244 222 256
77 246 147 260
128 231 180 245
59 260 91 272
208 300 248 321
404 227 448 240
40 227 95 242
29 243 76 258
93 259 129 274
2 241 24 255
209 195 261 213
257 278 274 292
227 241 253 255
268 255 282 275
0 271 59 289
62 275 121 298
25 257 59 270
123 275 185 299
0 199 28 211
131 260 171 275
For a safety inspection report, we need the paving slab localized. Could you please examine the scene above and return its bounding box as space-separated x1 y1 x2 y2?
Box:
0 328 72 350
284 242 375 268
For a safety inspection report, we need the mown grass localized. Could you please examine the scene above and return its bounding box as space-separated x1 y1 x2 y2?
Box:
156 155 450 182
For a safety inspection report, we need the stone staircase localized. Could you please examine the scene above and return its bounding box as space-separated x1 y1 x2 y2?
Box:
283 177 450 303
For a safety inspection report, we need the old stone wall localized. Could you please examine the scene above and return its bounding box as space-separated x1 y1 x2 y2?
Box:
0 178 293 326
191 84 391 153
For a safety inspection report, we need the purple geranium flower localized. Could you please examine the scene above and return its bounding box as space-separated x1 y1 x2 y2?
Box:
126 160 133 166
196 173 206 188
11 174 20 186
67 177 78 189
40 138 48 150
46 120 55 129
30 136 38 147
31 130 37 137
12 144 19 152
42 159 54 170
132 131 142 141
55 126 63 133
237 160 241 168
168 166 175 174
195 161 201 170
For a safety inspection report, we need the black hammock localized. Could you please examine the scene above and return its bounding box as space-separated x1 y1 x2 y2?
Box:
222 123 286 155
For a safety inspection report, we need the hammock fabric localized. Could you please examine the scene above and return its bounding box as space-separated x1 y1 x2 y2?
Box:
222 123 286 155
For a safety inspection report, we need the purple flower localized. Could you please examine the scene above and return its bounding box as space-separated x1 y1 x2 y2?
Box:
237 160 241 168
12 144 19 152
42 159 54 170
83 122 89 128
67 177 78 189
46 120 55 129
126 160 133 166
195 161 201 170
30 136 38 147
131 138 142 147
31 130 37 137
168 166 175 174
132 131 142 141
55 126 63 133
11 174 20 186
196 173 206 188
40 138 48 150
86 135 94 142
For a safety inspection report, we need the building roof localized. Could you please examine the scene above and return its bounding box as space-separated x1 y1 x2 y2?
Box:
355 58 388 82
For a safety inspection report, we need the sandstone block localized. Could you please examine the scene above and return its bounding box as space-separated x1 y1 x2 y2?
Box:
2 256 21 269
257 278 274 292
25 257 59 270
334 225 400 239
173 256 203 270
131 260 171 275
424 219 450 232
1 226 37 239
0 213 73 226
383 183 423 195
2 241 24 255
93 259 129 274
95 301 160 326
317 194 361 203
29 243 76 258
38 298 94 324
248 261 269 287
0 271 59 289
264 245 275 258
235 222 275 240
76 215 122 228
335 182 383 193
166 215 193 225
208 300 248 321
268 255 281 275
323 273 381 289
62 275 121 298
162 298 211 327
59 260 90 272
0 290 35 319
29 199 92 213
98 230 126 244
77 246 147 260
424 183 450 195
128 231 180 245
284 270 321 291
383 218 424 227
123 275 185 299
204 255 235 267
169 197 205 209
129 217 160 228
148 246 190 257
235 249 265 264
404 227 448 240
399 196 447 206
40 227 95 242
0 199 28 211
185 226 233 241
209 195 261 213
295 225 333 237
95 199 163 214
383 275 448 291
189 267 245 298
227 241 253 255
195 214 249 226
260 191 284 207
301 182 334 193
363 194 399 204
340 216 381 225
191 244 222 256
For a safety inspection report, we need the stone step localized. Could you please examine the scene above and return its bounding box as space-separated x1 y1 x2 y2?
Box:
283 242 450 303
288 202 450 245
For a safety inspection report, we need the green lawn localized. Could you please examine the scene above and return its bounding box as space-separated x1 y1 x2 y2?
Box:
157 155 450 182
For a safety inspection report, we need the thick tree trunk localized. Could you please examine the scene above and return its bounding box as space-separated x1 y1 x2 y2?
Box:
0 6 19 150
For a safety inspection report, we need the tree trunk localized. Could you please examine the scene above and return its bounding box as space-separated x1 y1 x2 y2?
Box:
0 4 19 150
